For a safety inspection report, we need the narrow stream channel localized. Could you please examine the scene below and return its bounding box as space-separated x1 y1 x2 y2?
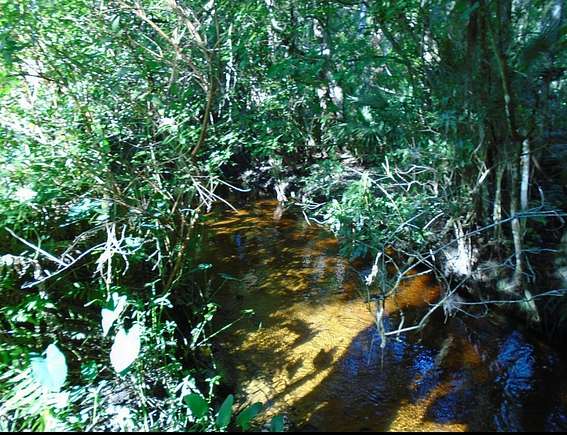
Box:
202 200 567 432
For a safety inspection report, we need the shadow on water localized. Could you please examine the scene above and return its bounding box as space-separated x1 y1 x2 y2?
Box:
199 200 567 432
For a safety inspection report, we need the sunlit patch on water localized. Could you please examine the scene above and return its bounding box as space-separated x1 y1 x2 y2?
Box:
201 200 567 432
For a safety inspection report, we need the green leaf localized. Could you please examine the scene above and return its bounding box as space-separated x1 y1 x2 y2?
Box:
30 344 68 392
215 394 234 429
110 324 142 374
236 402 262 430
184 393 209 419
270 415 285 432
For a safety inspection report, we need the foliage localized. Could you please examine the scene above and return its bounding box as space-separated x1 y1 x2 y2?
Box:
1 0 567 431
0 0 254 431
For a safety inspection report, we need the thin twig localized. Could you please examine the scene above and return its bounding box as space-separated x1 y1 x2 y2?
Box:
5 228 69 267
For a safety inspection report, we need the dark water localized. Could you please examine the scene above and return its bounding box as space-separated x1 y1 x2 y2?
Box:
202 200 567 432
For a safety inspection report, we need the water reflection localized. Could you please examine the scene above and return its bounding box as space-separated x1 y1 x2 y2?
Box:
201 200 567 432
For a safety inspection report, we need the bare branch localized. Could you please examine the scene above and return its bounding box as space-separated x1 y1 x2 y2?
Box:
5 228 69 268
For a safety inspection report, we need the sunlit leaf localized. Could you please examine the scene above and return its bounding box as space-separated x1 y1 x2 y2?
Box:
30 344 67 392
101 293 127 337
101 309 116 337
110 324 142 374
111 15 120 32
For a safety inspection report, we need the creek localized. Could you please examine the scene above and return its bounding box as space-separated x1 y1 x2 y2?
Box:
201 200 567 432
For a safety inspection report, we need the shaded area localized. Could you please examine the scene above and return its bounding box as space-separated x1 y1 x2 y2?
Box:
201 200 567 432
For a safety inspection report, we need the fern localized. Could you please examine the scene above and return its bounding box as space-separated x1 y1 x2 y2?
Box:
0 366 71 431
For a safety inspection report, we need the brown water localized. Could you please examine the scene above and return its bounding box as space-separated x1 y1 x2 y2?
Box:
202 200 567 432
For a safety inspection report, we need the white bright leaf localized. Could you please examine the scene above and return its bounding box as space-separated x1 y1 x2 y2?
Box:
101 309 117 337
101 293 127 337
14 186 37 202
31 344 68 392
110 325 142 374
53 392 70 409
